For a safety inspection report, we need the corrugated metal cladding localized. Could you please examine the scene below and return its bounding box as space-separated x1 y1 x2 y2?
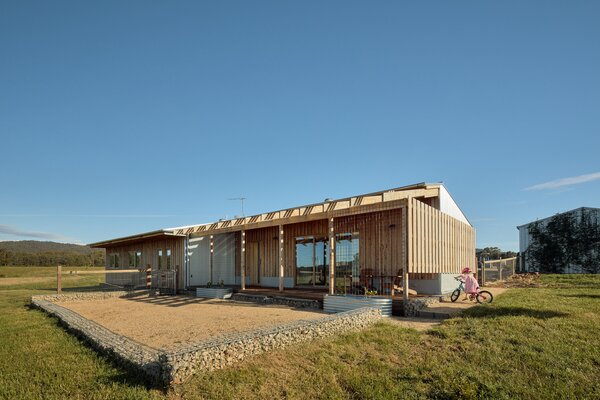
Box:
323 295 392 317
188 236 210 286
188 233 236 286
212 233 236 285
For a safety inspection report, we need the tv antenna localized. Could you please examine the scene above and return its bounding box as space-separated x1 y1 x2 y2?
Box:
228 197 246 217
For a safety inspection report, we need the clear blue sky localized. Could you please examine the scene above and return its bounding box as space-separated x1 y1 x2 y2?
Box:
1 1 599 250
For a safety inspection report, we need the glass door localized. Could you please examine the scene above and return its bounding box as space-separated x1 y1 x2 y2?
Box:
295 236 329 287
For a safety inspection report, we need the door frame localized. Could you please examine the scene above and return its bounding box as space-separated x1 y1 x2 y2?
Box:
294 235 329 288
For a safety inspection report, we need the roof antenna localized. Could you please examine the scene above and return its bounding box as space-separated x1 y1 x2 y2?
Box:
228 197 247 217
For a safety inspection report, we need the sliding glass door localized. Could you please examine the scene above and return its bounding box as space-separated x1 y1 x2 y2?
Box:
295 236 329 287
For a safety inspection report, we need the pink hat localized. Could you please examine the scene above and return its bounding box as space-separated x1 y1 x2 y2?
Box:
462 267 472 274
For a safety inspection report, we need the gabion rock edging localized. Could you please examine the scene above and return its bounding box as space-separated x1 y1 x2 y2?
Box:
31 293 381 387
162 306 382 384
231 293 321 309
32 290 148 303
30 297 162 383
403 294 451 317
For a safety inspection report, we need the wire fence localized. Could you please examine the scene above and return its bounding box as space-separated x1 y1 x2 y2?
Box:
56 266 178 295
479 257 518 285
333 274 401 296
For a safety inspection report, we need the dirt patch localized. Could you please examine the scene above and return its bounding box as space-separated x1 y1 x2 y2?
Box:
56 295 325 350
427 287 507 314
486 273 545 288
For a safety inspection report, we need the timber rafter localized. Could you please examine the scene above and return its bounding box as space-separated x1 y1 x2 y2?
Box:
177 186 439 237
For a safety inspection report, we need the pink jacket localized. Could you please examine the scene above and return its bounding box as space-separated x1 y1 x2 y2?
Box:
464 274 480 294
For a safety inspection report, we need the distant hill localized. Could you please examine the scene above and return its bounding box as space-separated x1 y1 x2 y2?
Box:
0 241 105 267
0 240 95 255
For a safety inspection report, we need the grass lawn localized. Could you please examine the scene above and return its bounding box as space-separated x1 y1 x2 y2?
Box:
1 268 600 399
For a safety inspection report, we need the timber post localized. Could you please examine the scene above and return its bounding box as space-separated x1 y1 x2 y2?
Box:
146 264 152 289
209 235 214 283
240 230 246 290
278 225 284 292
403 198 412 312
329 217 335 295
57 265 62 294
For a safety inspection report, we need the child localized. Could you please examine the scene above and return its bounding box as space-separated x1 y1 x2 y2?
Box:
460 267 480 301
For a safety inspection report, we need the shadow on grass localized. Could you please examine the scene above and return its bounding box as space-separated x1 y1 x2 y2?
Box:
462 306 568 320
559 294 600 299
27 303 167 391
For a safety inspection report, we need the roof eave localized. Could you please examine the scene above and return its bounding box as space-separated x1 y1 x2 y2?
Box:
88 230 185 248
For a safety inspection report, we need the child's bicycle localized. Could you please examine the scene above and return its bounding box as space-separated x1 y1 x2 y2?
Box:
450 277 493 304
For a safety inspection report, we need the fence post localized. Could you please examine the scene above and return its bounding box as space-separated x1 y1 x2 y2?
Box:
146 265 152 289
57 265 62 294
499 262 503 281
482 262 486 286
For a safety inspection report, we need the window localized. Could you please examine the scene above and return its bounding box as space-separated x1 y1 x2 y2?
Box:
295 236 329 286
128 251 135 267
166 249 172 269
129 250 142 267
158 249 163 269
109 253 120 268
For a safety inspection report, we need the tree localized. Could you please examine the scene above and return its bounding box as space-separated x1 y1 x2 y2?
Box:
479 247 502 260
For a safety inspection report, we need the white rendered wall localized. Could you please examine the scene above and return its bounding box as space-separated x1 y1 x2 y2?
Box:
440 273 459 293
256 277 294 288
408 273 458 295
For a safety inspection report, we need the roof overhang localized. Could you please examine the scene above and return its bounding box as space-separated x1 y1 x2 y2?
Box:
171 182 442 236
88 230 185 248
89 182 446 247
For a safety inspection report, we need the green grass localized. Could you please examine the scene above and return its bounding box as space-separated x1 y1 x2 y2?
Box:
0 266 104 278
0 288 161 399
541 273 600 288
1 269 600 399
0 266 108 292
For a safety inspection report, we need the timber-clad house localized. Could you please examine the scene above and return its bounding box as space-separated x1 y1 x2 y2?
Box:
90 183 476 297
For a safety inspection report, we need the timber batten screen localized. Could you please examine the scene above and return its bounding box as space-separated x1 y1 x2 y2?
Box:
407 198 475 274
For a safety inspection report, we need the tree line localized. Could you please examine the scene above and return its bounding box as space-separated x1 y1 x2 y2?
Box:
0 249 105 267
476 247 518 261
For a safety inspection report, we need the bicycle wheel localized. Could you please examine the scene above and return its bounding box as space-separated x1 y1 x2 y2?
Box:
476 290 493 304
450 289 461 302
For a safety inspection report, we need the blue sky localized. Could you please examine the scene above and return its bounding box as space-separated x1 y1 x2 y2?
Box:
1 1 599 250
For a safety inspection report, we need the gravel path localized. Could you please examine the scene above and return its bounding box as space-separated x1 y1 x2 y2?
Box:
57 295 324 350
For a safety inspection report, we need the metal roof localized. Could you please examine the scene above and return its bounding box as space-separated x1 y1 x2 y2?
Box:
89 182 443 247
516 206 600 229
